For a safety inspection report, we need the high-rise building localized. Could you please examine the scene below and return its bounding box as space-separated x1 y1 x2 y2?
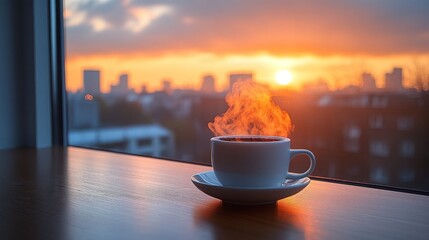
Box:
68 93 99 129
361 72 377 91
119 74 128 88
200 75 215 93
110 74 130 96
140 85 147 95
83 70 100 95
229 73 253 91
163 79 172 93
385 68 403 91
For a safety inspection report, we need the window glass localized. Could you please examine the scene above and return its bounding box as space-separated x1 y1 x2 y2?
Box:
64 0 429 192
397 117 414 131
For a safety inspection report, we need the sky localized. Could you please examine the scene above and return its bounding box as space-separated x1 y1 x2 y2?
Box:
64 0 429 92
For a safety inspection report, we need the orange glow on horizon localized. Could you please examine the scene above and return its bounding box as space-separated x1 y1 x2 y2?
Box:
65 53 429 93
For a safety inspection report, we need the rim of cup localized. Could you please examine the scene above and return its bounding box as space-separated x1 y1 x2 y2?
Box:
211 135 290 143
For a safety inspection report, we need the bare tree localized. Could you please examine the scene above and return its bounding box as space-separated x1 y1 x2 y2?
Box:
410 59 429 91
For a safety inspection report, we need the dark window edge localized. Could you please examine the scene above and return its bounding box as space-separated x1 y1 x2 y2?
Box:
49 0 67 146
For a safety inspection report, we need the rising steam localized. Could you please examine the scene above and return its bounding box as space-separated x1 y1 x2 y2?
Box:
208 80 293 137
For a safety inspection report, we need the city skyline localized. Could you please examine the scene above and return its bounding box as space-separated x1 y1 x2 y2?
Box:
66 55 429 93
73 66 409 94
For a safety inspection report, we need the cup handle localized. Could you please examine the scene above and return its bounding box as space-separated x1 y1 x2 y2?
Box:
287 149 316 180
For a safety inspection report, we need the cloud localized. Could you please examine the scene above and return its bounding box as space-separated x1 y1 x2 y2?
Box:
64 0 171 33
64 0 429 57
90 17 110 32
124 5 172 33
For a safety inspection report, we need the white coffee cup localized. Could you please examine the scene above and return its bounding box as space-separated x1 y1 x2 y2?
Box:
211 135 316 188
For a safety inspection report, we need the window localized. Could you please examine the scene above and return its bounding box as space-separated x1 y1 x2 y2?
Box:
343 125 360 152
400 140 415 158
64 0 429 192
397 117 414 131
138 139 152 147
371 96 389 108
369 115 383 129
371 166 389 184
399 168 415 183
370 140 390 157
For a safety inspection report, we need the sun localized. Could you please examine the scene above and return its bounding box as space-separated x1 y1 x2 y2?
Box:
275 70 293 85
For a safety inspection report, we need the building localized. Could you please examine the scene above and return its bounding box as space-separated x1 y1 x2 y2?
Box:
361 72 377 91
68 92 100 129
162 79 172 93
140 85 148 95
278 91 428 190
83 70 101 95
229 73 253 91
69 124 175 157
385 68 403 91
110 74 130 96
200 75 216 93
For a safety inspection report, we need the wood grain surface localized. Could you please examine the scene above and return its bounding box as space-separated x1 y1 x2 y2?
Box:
0 147 428 240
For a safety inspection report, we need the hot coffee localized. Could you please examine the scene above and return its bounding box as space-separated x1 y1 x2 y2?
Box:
220 137 280 142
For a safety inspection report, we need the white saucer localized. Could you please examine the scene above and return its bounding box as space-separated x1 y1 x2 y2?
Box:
191 171 310 205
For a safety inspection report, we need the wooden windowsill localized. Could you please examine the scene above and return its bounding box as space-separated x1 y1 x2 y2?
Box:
0 147 428 239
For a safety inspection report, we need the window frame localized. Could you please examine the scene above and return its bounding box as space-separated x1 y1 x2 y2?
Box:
50 0 67 146
53 0 428 196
